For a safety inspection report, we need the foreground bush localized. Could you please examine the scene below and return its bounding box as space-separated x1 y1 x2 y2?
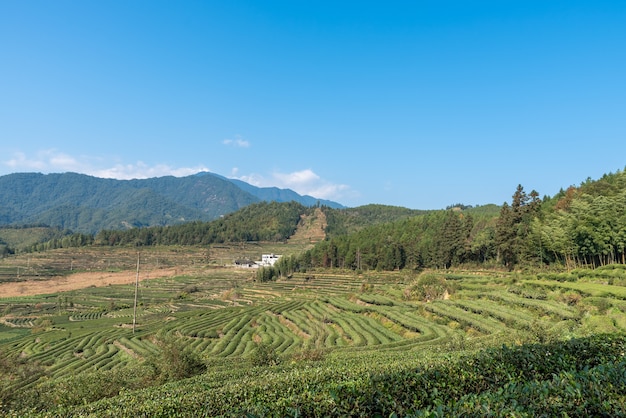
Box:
1 333 206 414
8 333 626 417
145 332 207 383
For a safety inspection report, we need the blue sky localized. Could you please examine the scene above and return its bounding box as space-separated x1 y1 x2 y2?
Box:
1 1 625 209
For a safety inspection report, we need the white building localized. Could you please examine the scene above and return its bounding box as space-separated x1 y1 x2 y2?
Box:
259 253 281 266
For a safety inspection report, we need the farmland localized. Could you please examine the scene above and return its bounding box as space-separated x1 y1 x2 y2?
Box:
2 245 626 416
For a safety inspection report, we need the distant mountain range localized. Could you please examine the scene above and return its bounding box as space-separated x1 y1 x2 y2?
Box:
0 172 344 233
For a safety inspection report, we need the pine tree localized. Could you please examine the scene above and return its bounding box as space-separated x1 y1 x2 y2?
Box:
495 185 542 268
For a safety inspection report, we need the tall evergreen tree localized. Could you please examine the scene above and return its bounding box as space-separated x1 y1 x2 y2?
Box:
495 185 541 268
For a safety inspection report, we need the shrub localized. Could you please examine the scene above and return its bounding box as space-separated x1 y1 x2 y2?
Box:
183 284 200 294
406 273 450 301
250 342 280 366
0 349 46 411
559 291 582 306
290 347 327 363
146 332 206 383
12 364 150 411
588 297 612 314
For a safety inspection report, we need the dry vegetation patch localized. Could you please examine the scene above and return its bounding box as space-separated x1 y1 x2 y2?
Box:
288 207 327 245
271 311 311 339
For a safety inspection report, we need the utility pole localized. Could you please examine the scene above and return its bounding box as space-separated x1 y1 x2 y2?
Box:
132 253 139 334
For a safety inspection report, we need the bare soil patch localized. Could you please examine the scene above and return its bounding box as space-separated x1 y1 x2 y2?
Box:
114 340 140 359
0 267 182 298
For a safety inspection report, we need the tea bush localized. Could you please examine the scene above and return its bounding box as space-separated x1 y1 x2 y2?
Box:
10 334 625 417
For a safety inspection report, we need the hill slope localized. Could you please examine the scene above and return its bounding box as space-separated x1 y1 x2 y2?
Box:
0 172 344 234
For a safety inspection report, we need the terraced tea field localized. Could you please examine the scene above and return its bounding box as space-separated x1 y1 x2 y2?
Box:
2 246 626 403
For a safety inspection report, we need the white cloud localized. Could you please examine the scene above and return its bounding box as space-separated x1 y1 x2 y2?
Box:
236 173 265 187
2 150 209 180
234 168 350 201
274 169 320 186
5 149 83 172
222 136 250 148
92 163 210 180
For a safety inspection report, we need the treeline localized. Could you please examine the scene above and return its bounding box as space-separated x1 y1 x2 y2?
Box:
94 201 306 246
25 233 95 252
533 171 626 268
275 169 626 273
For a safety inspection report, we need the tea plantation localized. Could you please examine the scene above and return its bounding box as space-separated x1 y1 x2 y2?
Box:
1 247 626 416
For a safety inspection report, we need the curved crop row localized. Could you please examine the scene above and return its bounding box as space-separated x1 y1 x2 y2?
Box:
485 291 578 320
450 299 535 329
424 301 508 334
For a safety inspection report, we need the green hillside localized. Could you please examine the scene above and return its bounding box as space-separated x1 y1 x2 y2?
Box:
0 172 345 235
0 172 256 233
94 200 308 246
12 169 626 275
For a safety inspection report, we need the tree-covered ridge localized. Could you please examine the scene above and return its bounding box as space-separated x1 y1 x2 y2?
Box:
321 204 427 238
91 203 432 249
300 209 488 271
0 226 71 253
20 203 442 252
274 169 626 272
93 201 308 246
11 169 626 272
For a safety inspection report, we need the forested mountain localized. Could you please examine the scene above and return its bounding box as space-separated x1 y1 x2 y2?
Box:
0 172 343 234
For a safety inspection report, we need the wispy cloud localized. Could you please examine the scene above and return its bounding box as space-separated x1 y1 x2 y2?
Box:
5 150 86 172
222 136 250 148
2 150 209 180
93 163 210 180
235 168 351 201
